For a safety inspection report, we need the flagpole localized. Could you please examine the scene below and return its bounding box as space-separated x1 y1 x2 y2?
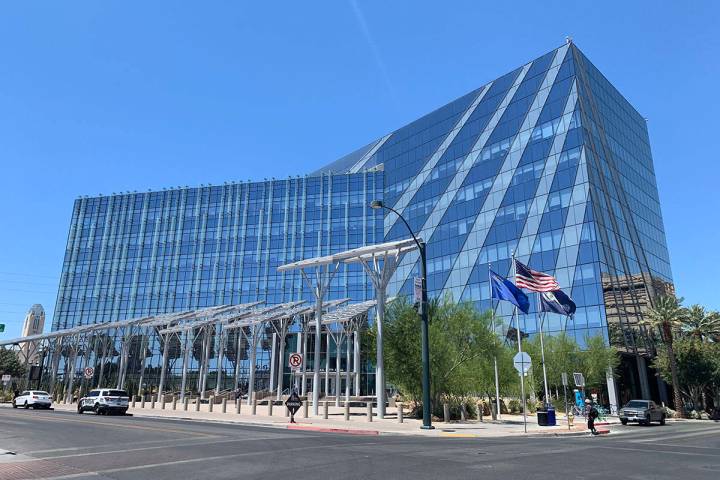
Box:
488 264 501 420
537 292 550 406
512 255 527 433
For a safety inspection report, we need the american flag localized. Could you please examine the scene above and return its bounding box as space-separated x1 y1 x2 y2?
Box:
514 259 559 292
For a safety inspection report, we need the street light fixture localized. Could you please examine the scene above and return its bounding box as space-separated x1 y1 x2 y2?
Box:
370 200 433 429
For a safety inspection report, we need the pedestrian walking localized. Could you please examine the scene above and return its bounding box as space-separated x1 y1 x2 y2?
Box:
585 399 599 435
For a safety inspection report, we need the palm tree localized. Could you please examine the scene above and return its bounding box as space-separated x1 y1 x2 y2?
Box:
642 295 686 417
682 305 720 342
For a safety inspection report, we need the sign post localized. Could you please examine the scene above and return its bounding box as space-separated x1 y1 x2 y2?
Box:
513 352 531 433
288 353 303 392
285 390 302 423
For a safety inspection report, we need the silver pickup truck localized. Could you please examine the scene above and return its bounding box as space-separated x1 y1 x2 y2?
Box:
619 400 666 426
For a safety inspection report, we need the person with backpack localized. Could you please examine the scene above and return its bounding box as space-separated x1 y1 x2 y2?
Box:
585 399 599 435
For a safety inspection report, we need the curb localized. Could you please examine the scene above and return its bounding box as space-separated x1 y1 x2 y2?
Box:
287 425 379 435
34 406 612 438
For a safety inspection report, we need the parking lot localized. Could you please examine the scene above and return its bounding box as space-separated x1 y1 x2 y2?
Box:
1 406 719 480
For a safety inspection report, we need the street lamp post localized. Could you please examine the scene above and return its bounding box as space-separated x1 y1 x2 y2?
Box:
370 200 433 429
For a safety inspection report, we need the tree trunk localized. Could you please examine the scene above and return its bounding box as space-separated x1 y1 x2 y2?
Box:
664 323 685 418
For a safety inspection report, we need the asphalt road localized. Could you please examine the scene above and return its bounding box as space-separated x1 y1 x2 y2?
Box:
1 407 718 480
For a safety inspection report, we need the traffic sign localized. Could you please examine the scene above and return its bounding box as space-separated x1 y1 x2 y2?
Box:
83 367 94 379
561 372 568 387
285 391 303 423
573 372 585 387
288 353 303 371
1 374 11 384
513 352 531 374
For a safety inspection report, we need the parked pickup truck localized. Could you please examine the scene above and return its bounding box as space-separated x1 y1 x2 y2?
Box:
619 400 666 425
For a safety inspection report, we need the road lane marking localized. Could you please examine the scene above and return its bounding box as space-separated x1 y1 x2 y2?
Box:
597 445 720 457
34 441 382 479
631 427 720 443
24 436 223 454
2 413 218 437
31 435 293 460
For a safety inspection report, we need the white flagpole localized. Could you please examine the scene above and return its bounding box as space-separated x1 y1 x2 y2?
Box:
488 264 501 420
537 292 550 406
512 256 527 433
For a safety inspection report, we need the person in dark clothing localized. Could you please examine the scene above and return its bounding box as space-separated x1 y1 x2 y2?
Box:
586 399 599 435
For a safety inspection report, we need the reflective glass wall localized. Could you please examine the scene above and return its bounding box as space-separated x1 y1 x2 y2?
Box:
53 172 383 394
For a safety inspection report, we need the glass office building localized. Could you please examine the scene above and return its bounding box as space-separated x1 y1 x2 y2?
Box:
54 42 673 403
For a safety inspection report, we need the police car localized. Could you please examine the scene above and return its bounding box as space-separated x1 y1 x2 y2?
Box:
77 389 130 415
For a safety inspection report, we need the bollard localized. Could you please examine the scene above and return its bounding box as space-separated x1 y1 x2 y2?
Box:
131 396 136 408
252 396 257 415
460 404 467 422
443 403 450 423
268 400 274 416
285 405 290 417
151 395 156 409
478 403 484 422
209 397 214 413
183 397 189 411
236 398 241 414
141 396 146 409
195 398 200 412
222 398 227 414
344 403 350 421
366 401 373 422
398 403 404 423
172 396 177 411
303 400 309 418
323 400 329 419
161 396 166 410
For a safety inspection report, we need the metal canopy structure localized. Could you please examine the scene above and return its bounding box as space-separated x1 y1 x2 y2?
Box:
294 298 350 396
322 300 377 405
1 304 266 401
279 238 418 418
2 297 390 409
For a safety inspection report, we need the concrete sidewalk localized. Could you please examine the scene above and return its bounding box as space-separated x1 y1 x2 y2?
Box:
25 401 595 437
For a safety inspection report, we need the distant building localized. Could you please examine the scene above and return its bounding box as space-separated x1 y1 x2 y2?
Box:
20 304 45 364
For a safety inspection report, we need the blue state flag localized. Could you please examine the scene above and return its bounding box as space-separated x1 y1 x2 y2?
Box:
539 288 577 316
490 270 530 314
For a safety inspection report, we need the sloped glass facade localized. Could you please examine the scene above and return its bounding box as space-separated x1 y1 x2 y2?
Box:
54 43 672 401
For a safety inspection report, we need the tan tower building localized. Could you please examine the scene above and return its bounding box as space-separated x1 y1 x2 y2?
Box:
20 304 45 364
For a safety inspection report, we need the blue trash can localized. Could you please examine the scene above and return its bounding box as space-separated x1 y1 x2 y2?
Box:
546 407 556 426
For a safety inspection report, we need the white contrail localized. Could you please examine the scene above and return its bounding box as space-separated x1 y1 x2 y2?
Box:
348 0 397 102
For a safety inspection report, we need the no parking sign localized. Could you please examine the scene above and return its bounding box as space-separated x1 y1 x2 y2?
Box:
288 353 303 371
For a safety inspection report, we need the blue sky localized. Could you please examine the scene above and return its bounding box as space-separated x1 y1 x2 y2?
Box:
1 1 718 338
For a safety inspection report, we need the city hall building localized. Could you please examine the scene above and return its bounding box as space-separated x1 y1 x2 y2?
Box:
52 42 673 404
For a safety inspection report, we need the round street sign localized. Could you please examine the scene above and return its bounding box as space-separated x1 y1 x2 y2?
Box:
288 353 303 371
83 367 94 379
513 352 531 374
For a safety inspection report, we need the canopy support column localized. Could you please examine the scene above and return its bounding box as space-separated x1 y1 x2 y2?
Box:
157 332 171 400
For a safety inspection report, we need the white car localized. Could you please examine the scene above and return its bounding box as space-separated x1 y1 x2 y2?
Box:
77 389 130 415
13 390 52 409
